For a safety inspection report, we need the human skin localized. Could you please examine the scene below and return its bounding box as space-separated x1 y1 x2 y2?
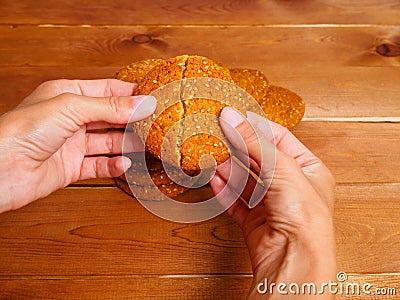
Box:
210 107 337 299
0 79 156 213
0 79 336 299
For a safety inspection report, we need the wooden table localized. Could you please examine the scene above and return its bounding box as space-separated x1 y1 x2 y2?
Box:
0 1 399 299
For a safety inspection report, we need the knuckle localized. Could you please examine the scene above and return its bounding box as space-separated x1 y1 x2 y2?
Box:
107 96 130 124
20 79 69 106
36 79 59 91
106 96 124 117
105 133 115 154
52 93 86 128
239 122 258 141
95 158 108 178
54 92 75 106
37 79 70 95
53 92 76 112
280 153 300 171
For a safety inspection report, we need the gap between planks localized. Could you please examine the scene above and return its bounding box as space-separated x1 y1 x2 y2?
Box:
302 117 400 122
28 24 398 28
0 274 253 280
1 273 398 280
1 24 399 30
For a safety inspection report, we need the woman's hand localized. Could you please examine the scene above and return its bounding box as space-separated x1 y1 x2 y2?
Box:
211 107 337 299
0 79 156 213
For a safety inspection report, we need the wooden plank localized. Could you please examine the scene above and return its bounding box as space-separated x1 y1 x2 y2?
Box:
2 277 251 300
0 274 399 299
0 187 248 277
336 273 400 299
0 67 118 114
0 1 399 25
293 122 400 184
0 120 397 185
0 184 398 276
1 66 399 118
0 122 397 186
334 184 400 273
1 26 399 68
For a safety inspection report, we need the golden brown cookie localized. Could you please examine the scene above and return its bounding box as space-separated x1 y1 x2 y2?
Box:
115 177 188 201
133 55 235 175
122 163 187 187
121 168 170 186
134 55 187 167
184 56 233 82
260 85 305 130
115 58 164 84
180 99 229 175
120 152 198 197
115 57 305 201
230 68 269 103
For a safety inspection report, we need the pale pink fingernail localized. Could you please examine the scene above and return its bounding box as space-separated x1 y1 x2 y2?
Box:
131 95 156 121
221 107 245 128
121 156 132 172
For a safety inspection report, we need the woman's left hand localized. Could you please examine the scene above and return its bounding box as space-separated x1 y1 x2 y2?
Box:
0 79 156 213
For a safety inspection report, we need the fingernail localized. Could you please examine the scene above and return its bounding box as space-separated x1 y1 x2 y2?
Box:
221 107 245 128
131 95 157 120
121 156 132 173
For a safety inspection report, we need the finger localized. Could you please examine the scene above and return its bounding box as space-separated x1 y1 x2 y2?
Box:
247 112 335 209
247 111 316 168
72 79 137 97
21 79 137 106
55 93 156 126
221 107 328 210
85 131 143 155
210 173 250 227
0 93 153 165
221 107 335 229
232 151 261 175
79 155 131 180
220 107 276 183
216 158 261 206
246 111 333 179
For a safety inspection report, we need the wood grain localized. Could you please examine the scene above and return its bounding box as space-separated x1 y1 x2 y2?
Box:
0 277 251 300
60 117 400 187
1 26 400 68
0 0 398 298
334 184 400 273
0 184 398 277
0 274 399 299
0 0 399 25
336 273 400 299
292 122 400 184
1 66 399 118
0 120 397 186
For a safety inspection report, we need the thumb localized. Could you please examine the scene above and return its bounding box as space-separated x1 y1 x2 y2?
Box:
220 107 328 214
219 107 276 181
219 107 314 206
1 93 156 162
219 107 275 208
54 93 156 125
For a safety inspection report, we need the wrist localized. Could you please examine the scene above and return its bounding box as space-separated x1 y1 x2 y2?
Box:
250 240 336 299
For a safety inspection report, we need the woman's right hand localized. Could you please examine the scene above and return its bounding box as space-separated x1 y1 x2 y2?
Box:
211 107 337 299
